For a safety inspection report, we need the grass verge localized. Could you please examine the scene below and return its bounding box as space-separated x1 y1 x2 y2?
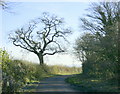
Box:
65 74 119 92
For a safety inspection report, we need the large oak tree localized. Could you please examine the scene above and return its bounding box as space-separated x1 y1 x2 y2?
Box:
9 12 71 65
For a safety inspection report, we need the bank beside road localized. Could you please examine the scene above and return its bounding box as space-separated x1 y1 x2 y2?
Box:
66 74 120 92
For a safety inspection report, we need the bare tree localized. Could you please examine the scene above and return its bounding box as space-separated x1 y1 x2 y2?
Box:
9 12 71 65
0 0 8 10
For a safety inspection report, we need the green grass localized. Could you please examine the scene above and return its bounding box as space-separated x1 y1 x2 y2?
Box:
66 74 119 92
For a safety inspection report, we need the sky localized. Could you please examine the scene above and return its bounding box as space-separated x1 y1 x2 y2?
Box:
1 1 91 67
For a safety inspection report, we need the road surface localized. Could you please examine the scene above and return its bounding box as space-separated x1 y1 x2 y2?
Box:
22 75 80 92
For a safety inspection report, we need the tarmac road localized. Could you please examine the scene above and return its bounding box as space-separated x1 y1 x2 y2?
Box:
22 75 80 92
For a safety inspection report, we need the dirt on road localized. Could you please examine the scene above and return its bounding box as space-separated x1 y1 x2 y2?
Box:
22 75 81 92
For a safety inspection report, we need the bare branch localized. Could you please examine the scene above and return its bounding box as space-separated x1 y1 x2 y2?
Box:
43 50 64 56
9 12 71 64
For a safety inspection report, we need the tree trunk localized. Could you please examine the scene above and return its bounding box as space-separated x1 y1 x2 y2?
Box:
37 53 44 65
36 52 49 73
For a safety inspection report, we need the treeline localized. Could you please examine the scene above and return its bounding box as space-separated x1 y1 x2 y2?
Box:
0 48 81 92
74 2 119 90
49 65 82 75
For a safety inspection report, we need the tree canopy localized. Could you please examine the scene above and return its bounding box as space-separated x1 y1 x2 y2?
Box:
9 12 71 65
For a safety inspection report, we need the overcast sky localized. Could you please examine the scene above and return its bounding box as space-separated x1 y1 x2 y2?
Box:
1 1 91 67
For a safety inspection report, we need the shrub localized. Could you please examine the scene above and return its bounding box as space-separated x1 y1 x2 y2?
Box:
1 49 51 92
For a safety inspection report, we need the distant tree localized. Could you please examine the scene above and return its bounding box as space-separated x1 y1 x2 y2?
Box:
9 12 71 65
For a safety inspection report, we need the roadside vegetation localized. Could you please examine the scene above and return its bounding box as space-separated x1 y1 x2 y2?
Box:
66 2 120 92
49 65 82 75
1 1 119 93
0 48 81 92
66 74 119 92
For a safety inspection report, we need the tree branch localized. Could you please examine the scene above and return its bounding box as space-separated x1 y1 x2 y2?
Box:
43 50 64 56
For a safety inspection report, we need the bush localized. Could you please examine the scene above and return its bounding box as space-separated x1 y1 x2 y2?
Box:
1 49 51 92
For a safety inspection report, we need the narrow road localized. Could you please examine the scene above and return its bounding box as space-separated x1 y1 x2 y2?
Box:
23 75 80 92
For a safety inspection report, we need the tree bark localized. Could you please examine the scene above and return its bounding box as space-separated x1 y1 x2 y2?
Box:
37 53 44 65
36 53 49 73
